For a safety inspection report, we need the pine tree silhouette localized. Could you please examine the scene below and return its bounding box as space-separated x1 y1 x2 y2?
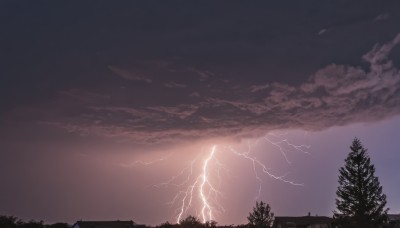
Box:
334 138 388 228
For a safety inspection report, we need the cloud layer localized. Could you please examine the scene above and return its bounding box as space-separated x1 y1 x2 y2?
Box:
11 33 400 144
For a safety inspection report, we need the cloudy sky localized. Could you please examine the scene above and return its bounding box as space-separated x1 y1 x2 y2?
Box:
1 0 400 225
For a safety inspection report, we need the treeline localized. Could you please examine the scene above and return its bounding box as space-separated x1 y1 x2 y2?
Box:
0 201 271 228
0 215 69 228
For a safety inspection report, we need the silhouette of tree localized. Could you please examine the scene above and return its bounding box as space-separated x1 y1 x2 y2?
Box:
179 215 203 228
0 217 70 228
158 221 174 228
18 220 44 228
0 215 21 228
204 220 217 228
247 201 274 228
334 138 388 228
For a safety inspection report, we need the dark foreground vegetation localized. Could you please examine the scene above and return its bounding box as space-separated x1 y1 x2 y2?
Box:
1 138 399 228
0 216 68 228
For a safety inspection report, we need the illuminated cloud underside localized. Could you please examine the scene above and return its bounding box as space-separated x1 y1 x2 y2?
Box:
41 33 400 144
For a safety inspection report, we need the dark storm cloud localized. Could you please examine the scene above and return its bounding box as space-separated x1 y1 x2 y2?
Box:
24 34 400 144
1 1 400 144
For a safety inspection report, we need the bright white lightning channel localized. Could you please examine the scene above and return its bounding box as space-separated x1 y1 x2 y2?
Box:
199 145 216 223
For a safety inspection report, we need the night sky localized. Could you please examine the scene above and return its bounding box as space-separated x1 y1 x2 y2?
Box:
1 0 400 225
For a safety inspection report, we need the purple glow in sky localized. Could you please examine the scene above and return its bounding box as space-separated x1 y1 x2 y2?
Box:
1 0 400 225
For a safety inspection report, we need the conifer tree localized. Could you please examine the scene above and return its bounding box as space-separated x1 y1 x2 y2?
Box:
247 201 274 228
334 138 388 228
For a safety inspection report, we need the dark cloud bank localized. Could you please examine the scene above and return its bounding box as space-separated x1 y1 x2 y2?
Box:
2 1 400 145
21 33 400 144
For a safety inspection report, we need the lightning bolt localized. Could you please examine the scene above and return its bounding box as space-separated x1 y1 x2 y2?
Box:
199 145 216 222
148 131 310 223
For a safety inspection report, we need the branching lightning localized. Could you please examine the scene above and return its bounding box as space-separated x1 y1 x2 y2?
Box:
136 132 310 223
